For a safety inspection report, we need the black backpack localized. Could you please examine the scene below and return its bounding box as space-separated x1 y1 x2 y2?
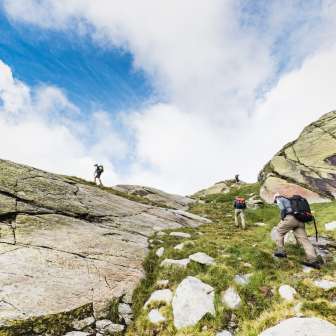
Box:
288 195 318 241
235 197 246 209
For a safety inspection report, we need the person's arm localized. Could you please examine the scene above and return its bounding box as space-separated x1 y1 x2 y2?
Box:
276 198 286 220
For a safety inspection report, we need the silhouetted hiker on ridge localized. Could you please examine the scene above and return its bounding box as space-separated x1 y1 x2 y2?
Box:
94 164 104 186
235 174 240 183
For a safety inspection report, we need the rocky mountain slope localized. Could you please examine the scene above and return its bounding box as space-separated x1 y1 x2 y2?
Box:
0 159 209 336
259 110 336 203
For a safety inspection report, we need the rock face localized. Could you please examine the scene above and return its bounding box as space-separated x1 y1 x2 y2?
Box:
193 180 242 197
259 317 336 336
113 184 195 209
0 159 206 335
259 111 336 203
172 276 215 329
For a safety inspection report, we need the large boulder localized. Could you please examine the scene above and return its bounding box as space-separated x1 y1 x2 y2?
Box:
0 159 206 335
113 184 195 210
193 179 243 197
259 317 336 336
259 111 336 203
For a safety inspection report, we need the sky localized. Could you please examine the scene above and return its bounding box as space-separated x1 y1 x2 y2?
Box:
0 0 335 195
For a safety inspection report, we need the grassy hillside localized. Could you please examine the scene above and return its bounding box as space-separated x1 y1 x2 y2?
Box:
127 183 336 336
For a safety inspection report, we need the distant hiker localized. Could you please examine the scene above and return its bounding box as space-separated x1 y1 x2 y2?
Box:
94 164 104 186
234 196 246 229
273 193 321 269
235 174 240 183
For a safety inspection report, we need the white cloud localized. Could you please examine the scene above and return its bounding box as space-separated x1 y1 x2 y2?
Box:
2 1 336 194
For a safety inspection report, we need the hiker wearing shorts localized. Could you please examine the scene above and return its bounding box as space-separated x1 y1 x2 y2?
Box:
234 196 246 229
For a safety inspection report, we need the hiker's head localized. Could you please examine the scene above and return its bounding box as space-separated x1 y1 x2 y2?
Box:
273 193 280 203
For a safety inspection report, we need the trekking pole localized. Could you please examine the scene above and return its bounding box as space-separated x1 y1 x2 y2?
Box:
313 217 318 243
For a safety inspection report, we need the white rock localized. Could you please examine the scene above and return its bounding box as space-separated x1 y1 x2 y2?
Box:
259 317 336 336
63 332 90 336
221 287 241 309
104 323 125 334
216 331 233 336
302 265 314 273
156 231 167 237
156 279 169 288
118 303 132 315
255 222 267 227
96 320 113 330
314 279 336 290
171 209 212 223
172 276 215 329
145 289 173 307
174 242 186 250
293 302 304 317
278 285 296 301
169 232 191 238
189 252 215 265
71 316 95 330
160 258 190 268
234 274 252 286
156 247 165 257
148 309 166 324
325 221 336 231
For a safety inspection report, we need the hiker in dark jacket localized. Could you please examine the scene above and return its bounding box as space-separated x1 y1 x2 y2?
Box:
273 193 321 269
233 196 246 229
94 164 104 186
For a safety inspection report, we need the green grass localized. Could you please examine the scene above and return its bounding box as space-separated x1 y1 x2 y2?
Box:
127 183 336 336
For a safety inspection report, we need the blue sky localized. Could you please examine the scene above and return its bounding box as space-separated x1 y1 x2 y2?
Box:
0 0 335 194
0 8 153 115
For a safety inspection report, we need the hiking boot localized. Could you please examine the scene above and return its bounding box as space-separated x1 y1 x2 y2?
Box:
302 260 321 270
274 251 287 258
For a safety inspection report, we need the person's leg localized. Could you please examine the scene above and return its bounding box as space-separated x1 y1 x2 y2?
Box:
274 215 297 256
98 177 103 186
234 209 239 227
240 210 246 229
293 224 318 262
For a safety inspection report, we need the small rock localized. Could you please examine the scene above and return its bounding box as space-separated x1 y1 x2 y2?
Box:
145 289 173 307
156 231 167 237
325 221 336 231
313 279 336 290
160 258 190 268
189 252 215 265
96 319 113 331
169 232 191 238
255 222 267 227
278 285 296 301
104 323 125 334
216 331 233 336
156 247 165 257
122 291 133 304
234 274 252 286
71 316 95 330
243 262 252 268
63 332 90 336
293 302 304 317
302 265 314 273
155 279 169 289
259 317 336 336
148 309 166 324
174 242 186 250
221 287 241 309
172 276 215 329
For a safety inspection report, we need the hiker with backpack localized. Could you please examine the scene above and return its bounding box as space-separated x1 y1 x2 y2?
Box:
234 196 246 229
94 164 104 186
273 193 321 269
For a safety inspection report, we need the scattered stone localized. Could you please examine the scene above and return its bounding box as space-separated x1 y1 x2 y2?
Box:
302 265 314 273
216 331 233 336
157 231 167 237
169 232 191 238
278 285 296 301
63 332 90 336
148 309 166 324
145 289 173 307
160 258 190 268
156 247 165 257
255 222 267 227
155 279 169 289
293 302 304 317
221 287 242 309
104 323 125 334
234 274 252 286
122 291 133 304
189 252 215 265
259 317 336 336
172 276 215 329
174 242 186 250
310 236 336 249
313 279 336 290
118 303 133 325
96 320 113 331
325 221 336 231
243 262 252 268
71 316 95 331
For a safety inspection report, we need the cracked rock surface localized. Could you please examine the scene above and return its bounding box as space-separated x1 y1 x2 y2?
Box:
0 159 206 335
259 110 336 203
